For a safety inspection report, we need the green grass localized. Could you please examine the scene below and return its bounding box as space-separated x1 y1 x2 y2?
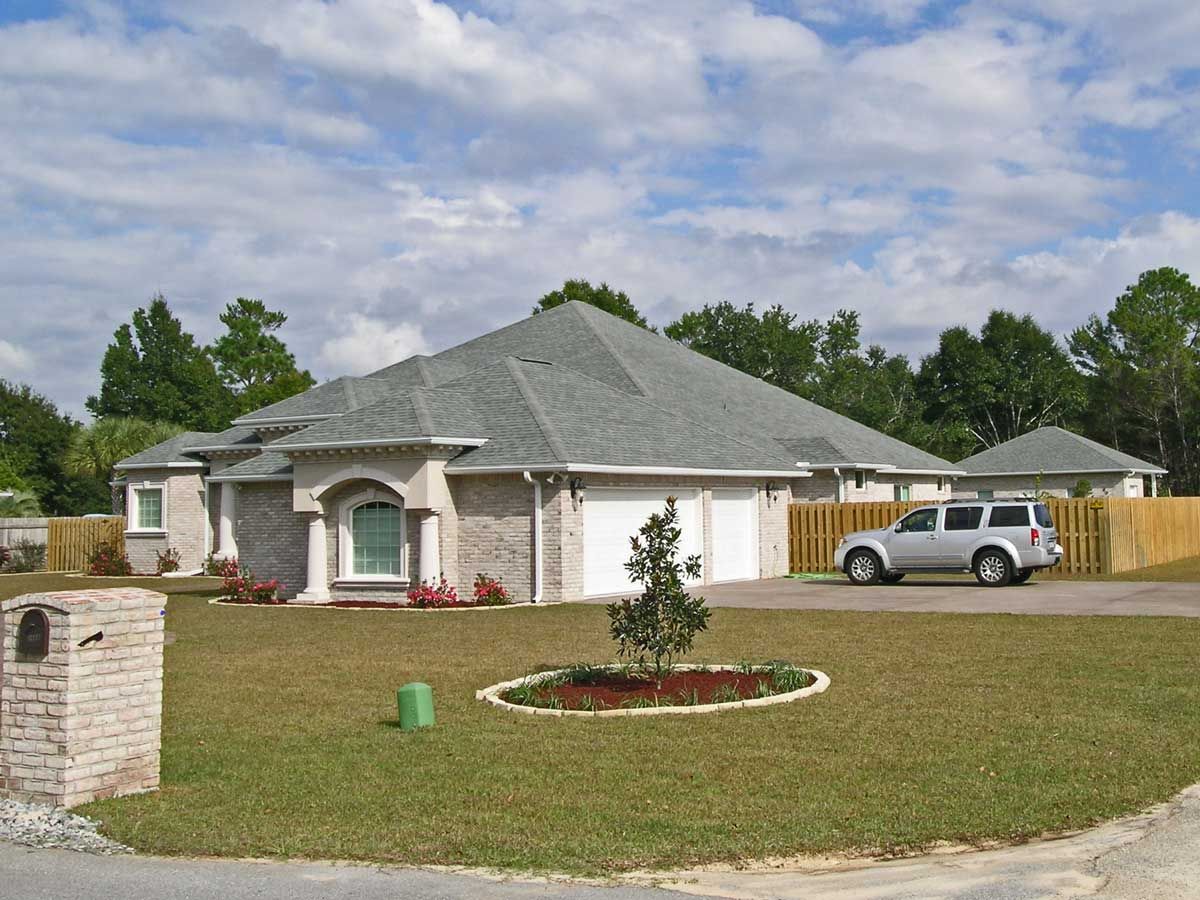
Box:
1082 555 1200 582
3 573 1200 873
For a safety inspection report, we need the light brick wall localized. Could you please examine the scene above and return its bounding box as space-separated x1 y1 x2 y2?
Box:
0 588 164 808
236 482 308 599
123 468 207 574
953 472 1132 499
449 474 534 602
805 470 950 503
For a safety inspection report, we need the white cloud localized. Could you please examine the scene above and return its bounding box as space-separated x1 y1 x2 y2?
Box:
0 340 32 374
319 315 431 375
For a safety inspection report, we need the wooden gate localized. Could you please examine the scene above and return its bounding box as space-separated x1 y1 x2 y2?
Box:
47 517 125 572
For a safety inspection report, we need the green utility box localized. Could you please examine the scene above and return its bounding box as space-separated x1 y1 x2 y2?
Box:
397 682 435 731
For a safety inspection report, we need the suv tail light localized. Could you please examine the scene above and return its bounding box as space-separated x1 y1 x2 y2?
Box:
1031 527 1041 547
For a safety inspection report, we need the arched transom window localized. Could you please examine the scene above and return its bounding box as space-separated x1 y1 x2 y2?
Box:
350 500 404 576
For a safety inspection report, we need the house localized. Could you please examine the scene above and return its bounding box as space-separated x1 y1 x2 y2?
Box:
113 301 961 600
953 426 1168 500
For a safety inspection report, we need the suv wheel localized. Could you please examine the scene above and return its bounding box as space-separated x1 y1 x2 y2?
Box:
846 549 883 585
974 550 1013 587
881 572 905 584
1011 568 1033 585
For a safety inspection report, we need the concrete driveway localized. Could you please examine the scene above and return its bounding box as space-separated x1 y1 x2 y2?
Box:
584 577 1200 617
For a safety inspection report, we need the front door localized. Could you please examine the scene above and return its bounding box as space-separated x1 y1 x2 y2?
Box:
886 507 941 566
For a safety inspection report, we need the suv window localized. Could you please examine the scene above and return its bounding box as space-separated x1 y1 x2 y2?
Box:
1034 503 1054 528
896 509 938 533
989 505 1030 527
945 506 984 531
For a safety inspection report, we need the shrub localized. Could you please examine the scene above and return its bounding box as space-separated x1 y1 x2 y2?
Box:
87 542 133 576
1072 479 1093 498
205 554 240 579
220 562 252 603
249 578 283 604
0 545 10 571
156 547 182 575
407 577 459 608
606 496 711 685
8 539 48 573
472 573 511 606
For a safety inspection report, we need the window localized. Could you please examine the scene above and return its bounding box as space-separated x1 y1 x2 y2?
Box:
894 484 911 501
937 476 945 492
854 470 865 490
988 505 1030 528
945 506 984 531
1034 504 1054 528
350 501 404 576
896 509 937 533
129 485 164 531
977 490 994 500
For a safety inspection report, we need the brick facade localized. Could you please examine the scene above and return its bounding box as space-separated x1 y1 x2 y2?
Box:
0 588 164 808
449 474 535 602
123 468 207 574
236 482 308 599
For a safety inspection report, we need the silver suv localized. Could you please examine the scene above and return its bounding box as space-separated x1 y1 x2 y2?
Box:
833 500 1062 587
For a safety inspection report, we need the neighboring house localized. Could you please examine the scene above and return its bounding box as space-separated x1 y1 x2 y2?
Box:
954 426 1168 500
113 302 961 600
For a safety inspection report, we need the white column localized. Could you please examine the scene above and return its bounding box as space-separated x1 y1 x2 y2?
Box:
296 512 329 603
217 483 238 559
418 511 441 585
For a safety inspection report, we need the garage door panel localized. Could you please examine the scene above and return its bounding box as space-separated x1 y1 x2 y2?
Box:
583 488 702 597
711 488 758 583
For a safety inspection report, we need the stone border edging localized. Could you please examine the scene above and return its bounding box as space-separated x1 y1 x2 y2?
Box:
207 598 559 612
476 664 831 718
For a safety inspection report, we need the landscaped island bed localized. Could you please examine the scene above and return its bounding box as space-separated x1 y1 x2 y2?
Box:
2 573 1198 875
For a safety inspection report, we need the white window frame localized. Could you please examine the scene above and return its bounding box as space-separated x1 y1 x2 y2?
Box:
126 481 167 534
336 488 408 584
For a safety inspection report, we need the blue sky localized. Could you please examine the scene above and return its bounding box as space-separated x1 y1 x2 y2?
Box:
2 0 1199 417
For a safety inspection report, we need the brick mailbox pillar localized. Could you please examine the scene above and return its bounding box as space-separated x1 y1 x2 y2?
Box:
0 588 166 807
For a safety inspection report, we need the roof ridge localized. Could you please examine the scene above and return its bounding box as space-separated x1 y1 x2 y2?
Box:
409 388 434 435
568 302 651 396
503 357 568 463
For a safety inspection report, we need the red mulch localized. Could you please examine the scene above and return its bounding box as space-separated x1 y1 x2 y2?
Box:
520 671 781 710
326 599 488 609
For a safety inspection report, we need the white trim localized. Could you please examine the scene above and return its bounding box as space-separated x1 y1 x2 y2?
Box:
231 413 336 426
337 488 407 581
888 467 968 476
805 462 892 471
184 444 261 453
332 577 410 587
523 472 543 603
126 481 167 533
203 481 212 558
446 463 811 478
959 467 1168 477
205 473 293 483
114 461 204 471
279 436 489 452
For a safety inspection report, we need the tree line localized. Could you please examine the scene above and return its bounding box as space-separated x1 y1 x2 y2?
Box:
536 269 1200 495
2 267 1196 517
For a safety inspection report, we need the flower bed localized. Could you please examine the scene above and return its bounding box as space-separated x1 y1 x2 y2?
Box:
478 662 831 718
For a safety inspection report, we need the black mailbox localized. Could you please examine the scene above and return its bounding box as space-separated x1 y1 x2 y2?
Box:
17 609 49 658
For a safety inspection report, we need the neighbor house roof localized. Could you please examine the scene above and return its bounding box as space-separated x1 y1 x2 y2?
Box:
957 427 1168 476
113 432 214 470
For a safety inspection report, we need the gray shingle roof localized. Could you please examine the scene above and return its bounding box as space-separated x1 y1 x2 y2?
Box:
113 432 213 469
209 451 293 481
183 424 261 453
957 427 1167 476
270 387 483 449
233 376 396 424
366 302 956 471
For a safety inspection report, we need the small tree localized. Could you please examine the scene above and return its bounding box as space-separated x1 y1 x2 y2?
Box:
606 497 711 685
1071 479 1092 498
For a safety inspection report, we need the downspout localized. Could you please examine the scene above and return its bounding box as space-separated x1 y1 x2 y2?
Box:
833 467 844 503
523 471 543 603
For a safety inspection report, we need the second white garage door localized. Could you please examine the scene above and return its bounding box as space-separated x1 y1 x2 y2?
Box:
710 488 759 582
582 488 702 597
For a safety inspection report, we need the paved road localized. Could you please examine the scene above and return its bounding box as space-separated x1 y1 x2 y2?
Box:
584 577 1200 617
4 786 1198 899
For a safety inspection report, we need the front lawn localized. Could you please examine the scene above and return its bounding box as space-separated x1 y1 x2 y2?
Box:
3 574 1199 873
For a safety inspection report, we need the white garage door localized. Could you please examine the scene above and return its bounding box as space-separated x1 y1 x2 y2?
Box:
583 488 702 597
710 488 759 583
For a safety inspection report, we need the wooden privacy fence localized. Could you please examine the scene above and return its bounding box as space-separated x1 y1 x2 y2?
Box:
46 517 125 572
789 497 1200 577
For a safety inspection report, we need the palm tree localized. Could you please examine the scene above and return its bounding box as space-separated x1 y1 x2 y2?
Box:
0 489 42 517
63 417 185 514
